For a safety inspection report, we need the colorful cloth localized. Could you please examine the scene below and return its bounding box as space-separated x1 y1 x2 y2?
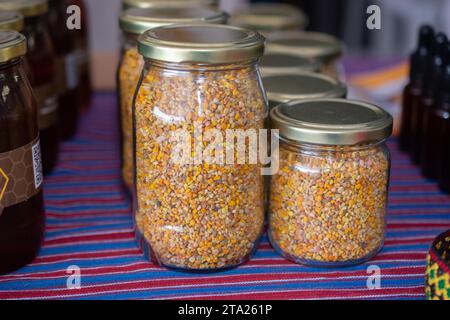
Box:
425 230 450 300
0 59 449 300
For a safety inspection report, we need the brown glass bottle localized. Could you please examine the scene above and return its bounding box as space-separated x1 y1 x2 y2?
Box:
421 33 448 179
48 0 80 140
0 0 61 175
0 31 45 275
400 25 433 153
437 63 450 193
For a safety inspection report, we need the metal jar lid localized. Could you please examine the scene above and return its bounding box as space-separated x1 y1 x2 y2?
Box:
270 98 393 145
119 6 228 35
0 30 27 63
122 0 218 10
0 0 48 18
138 24 265 64
0 12 24 32
264 73 347 104
230 3 308 31
267 32 342 63
260 53 319 75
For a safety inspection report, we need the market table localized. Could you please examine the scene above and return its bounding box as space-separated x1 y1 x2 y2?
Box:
0 59 449 300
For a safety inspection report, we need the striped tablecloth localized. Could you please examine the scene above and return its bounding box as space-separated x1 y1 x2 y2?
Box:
0 59 449 300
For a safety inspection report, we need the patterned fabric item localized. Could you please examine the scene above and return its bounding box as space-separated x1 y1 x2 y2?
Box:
425 230 450 300
0 59 449 300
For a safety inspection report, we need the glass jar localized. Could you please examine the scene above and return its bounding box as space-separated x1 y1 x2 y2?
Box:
269 99 392 267
263 72 347 110
118 6 228 191
133 24 267 271
230 3 308 40
0 31 45 275
48 0 80 140
260 53 319 77
122 0 219 10
266 32 344 80
71 0 91 111
0 0 60 175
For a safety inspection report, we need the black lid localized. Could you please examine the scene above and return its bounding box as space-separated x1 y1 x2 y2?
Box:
422 32 447 97
432 33 448 97
410 25 434 85
436 59 450 108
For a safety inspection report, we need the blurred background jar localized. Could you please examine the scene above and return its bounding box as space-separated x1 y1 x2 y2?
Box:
47 0 80 140
260 52 319 77
229 3 308 40
263 72 347 110
117 5 228 191
0 30 45 275
70 0 91 111
266 31 344 80
121 0 219 10
0 0 60 175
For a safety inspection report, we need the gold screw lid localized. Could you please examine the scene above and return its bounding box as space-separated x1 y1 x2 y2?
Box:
231 3 308 31
0 30 27 63
138 24 265 64
260 53 319 75
119 6 228 35
0 12 24 32
122 0 218 10
0 0 48 18
270 98 393 145
263 72 347 104
267 32 342 63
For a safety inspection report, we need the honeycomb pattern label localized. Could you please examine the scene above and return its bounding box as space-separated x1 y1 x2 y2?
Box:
0 137 42 217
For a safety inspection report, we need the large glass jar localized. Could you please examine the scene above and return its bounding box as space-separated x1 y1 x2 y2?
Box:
118 6 228 191
0 0 60 175
230 3 308 40
0 31 45 275
267 32 344 80
133 24 267 271
122 0 219 10
48 0 80 140
269 99 392 267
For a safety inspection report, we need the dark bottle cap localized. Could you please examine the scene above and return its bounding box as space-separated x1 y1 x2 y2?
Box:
410 25 434 85
436 61 450 109
431 33 448 98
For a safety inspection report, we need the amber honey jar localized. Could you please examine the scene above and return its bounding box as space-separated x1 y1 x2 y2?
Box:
133 24 267 271
266 32 344 80
0 0 60 174
230 3 308 40
118 5 228 191
48 0 80 140
0 30 45 274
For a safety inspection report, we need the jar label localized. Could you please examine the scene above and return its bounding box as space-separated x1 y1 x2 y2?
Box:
0 137 43 217
34 84 59 130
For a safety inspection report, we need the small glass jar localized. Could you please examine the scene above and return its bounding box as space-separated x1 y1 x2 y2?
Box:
48 0 80 140
230 3 308 40
122 0 219 10
266 32 344 80
133 24 267 271
269 99 392 267
260 53 319 77
118 6 228 191
0 31 45 275
0 0 60 175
